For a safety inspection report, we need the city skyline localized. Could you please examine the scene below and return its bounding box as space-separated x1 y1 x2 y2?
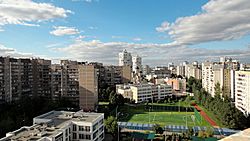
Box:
0 0 250 66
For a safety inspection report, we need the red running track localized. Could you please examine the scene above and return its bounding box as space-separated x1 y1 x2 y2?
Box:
193 104 218 127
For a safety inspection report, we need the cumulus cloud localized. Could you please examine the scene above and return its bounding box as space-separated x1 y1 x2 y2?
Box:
0 0 71 27
50 26 80 36
156 0 250 46
156 21 170 33
0 44 34 58
52 40 250 66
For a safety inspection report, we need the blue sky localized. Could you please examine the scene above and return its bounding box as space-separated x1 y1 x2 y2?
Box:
0 0 250 66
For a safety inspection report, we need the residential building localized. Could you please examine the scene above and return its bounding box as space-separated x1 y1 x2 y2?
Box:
142 65 151 75
235 71 250 116
132 55 142 74
176 65 185 77
103 65 132 86
32 58 52 99
1 110 104 141
202 62 214 95
202 58 239 98
79 65 98 111
61 60 81 104
186 62 202 79
165 78 186 94
118 49 132 66
51 64 63 101
116 84 133 99
117 83 172 103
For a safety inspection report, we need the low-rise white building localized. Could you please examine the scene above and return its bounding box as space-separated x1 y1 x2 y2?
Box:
117 83 172 103
235 71 250 116
1 111 104 141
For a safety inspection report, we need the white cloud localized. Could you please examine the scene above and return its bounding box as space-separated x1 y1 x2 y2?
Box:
156 21 170 33
111 36 123 39
133 37 142 41
0 0 71 27
50 26 80 36
52 40 250 66
0 44 34 58
156 0 250 46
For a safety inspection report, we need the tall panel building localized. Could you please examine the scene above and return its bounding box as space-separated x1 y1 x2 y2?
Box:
132 55 142 74
235 71 250 116
32 58 52 99
118 49 132 66
79 65 98 111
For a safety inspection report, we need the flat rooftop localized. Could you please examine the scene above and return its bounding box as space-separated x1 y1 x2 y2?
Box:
1 110 104 141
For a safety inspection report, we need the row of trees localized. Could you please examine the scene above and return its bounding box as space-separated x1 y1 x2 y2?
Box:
188 76 250 129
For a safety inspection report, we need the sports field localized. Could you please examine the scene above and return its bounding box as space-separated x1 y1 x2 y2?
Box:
118 105 211 127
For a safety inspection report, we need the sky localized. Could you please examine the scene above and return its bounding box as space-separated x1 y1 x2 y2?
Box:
0 0 250 66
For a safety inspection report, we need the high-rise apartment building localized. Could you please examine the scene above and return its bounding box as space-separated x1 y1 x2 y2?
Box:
202 58 239 98
202 62 214 95
32 58 52 99
103 65 131 86
79 65 98 111
61 60 81 104
118 49 132 66
177 65 185 77
132 55 142 74
235 71 250 116
142 65 151 75
51 64 63 101
0 57 34 102
186 63 202 79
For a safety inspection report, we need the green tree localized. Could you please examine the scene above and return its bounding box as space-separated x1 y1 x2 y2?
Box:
104 116 118 136
214 82 222 99
153 124 164 134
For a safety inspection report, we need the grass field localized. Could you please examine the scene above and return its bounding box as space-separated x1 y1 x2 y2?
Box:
119 105 211 127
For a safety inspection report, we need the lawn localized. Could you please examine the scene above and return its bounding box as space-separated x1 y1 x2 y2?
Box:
118 105 211 127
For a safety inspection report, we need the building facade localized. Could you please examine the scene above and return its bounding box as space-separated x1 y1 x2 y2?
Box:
235 71 250 116
118 49 132 66
132 55 142 74
79 65 98 111
117 83 172 103
0 57 51 103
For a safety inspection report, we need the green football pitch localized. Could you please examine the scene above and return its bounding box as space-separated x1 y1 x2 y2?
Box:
118 105 210 127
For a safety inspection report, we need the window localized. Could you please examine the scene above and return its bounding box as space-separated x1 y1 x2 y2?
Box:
79 126 84 131
93 123 98 131
79 134 84 139
73 133 77 139
78 126 90 132
79 134 91 140
93 130 98 139
73 125 76 131
85 126 90 132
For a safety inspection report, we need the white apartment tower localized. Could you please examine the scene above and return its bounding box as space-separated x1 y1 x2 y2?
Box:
202 62 214 95
132 55 142 73
118 49 132 66
235 71 250 116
